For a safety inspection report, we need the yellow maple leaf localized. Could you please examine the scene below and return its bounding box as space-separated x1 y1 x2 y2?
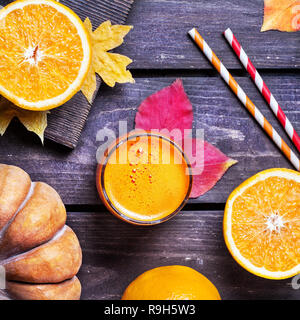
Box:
0 98 48 143
81 19 135 103
261 0 300 32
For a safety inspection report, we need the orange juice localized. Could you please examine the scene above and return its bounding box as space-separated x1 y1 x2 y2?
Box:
97 132 192 225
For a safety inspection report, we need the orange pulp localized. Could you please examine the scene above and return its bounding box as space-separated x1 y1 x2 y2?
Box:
97 132 192 224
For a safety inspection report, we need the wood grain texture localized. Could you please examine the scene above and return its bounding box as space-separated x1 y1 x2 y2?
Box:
41 0 300 147
45 0 134 148
0 75 298 205
45 78 101 149
60 0 135 25
119 0 300 70
0 0 298 148
0 0 298 302
67 211 299 300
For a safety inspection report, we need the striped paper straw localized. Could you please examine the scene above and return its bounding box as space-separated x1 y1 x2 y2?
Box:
188 28 300 171
224 28 300 154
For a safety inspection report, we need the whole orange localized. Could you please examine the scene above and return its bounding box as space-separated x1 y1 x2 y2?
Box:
122 265 221 300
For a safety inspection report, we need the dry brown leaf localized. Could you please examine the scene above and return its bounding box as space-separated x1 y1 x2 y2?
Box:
81 18 134 103
262 0 300 32
0 98 48 143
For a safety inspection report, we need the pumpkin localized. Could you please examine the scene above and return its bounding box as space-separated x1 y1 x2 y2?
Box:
0 164 82 300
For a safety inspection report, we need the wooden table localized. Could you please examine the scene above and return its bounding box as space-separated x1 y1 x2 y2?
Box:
0 0 299 300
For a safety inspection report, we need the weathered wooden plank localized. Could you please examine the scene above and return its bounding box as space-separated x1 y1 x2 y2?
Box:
119 0 299 69
67 211 299 300
0 75 298 205
46 0 134 148
45 78 101 149
1 0 299 71
60 0 135 25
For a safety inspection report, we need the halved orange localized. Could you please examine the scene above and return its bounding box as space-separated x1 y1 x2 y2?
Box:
224 168 300 279
0 0 91 110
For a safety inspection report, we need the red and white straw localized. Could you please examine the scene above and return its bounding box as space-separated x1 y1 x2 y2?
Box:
224 28 300 154
188 28 300 171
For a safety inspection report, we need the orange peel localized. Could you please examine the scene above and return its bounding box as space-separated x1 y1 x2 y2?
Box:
0 0 91 111
224 168 300 279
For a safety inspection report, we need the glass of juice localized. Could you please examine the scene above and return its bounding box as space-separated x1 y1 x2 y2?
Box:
96 131 192 225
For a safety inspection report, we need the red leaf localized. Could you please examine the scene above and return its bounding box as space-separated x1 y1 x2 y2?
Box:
135 79 193 141
182 138 237 198
134 80 237 198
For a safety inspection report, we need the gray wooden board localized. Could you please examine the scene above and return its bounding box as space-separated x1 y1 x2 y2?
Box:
0 75 298 205
120 0 300 70
0 0 299 301
1 0 298 70
0 0 134 149
66 211 299 300
46 0 134 148
0 0 298 148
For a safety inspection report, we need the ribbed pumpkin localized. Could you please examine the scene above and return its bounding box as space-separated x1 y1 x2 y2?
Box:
0 164 82 300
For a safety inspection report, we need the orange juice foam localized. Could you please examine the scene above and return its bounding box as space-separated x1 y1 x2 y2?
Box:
101 133 191 223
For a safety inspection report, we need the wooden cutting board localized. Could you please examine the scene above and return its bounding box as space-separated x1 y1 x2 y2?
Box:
42 0 135 148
